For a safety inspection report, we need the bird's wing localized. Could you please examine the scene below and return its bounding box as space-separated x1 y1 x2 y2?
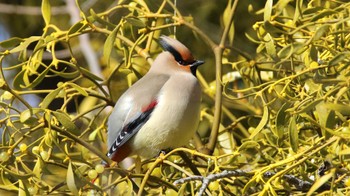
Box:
107 74 169 162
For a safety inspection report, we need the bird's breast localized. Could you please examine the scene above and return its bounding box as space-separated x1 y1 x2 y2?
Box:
131 74 201 158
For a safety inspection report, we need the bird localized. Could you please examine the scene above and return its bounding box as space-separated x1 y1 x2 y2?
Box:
106 35 204 163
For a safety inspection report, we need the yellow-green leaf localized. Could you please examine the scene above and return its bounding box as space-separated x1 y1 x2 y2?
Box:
33 158 43 179
79 67 103 81
275 103 291 139
40 87 63 109
67 162 79 195
238 141 260 151
67 21 86 36
67 82 88 96
19 109 39 125
52 110 79 134
42 0 51 25
311 10 337 22
89 9 116 29
264 0 273 21
312 25 330 41
9 36 41 54
289 115 298 152
104 25 120 67
249 104 269 139
22 64 52 89
328 52 350 66
265 33 276 59
18 180 29 196
324 103 350 115
0 37 23 48
307 170 334 196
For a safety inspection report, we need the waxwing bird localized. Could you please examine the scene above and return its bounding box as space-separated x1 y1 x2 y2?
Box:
107 35 204 163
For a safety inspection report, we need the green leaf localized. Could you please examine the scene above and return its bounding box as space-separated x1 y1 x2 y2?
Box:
104 25 120 67
311 10 337 22
324 103 350 115
293 98 323 114
265 33 277 59
223 0 235 45
309 45 318 62
89 9 116 29
339 148 350 155
124 17 146 27
0 37 23 48
18 180 29 196
42 0 51 25
328 52 350 66
79 67 103 81
9 36 41 54
307 170 333 196
67 21 86 36
22 64 52 89
52 110 80 135
238 141 260 151
275 103 291 139
20 109 36 125
264 21 285 34
277 42 305 59
67 162 79 195
33 158 43 179
249 105 269 139
13 69 26 90
264 0 273 21
288 115 298 152
302 7 324 15
67 82 88 96
312 25 330 41
40 87 62 109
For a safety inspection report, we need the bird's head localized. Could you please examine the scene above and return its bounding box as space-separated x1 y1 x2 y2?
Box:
159 35 204 76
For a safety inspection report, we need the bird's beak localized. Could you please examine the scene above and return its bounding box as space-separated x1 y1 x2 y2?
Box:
190 60 204 76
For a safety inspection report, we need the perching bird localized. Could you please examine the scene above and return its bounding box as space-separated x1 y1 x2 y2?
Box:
107 35 204 163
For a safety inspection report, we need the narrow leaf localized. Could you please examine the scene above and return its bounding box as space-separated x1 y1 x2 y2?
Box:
67 162 79 195
0 37 23 48
79 67 103 81
294 98 323 114
104 25 120 67
249 105 269 139
307 170 333 196
67 21 86 36
67 82 88 96
22 64 52 89
289 115 298 152
40 87 62 109
33 158 43 179
42 0 51 25
324 103 350 115
312 25 330 41
9 36 41 54
328 52 349 66
52 110 79 134
124 18 146 28
264 0 273 21
275 103 291 139
311 10 337 22
89 9 116 29
18 180 29 196
265 33 277 59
